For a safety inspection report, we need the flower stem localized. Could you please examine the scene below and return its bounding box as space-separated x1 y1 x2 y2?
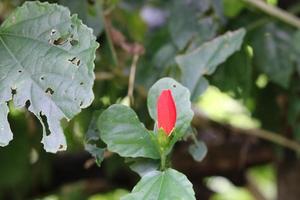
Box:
160 151 166 171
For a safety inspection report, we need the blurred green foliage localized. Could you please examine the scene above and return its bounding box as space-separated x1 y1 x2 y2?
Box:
1 0 300 199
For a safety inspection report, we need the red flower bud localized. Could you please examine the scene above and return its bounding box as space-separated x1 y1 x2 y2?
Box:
157 89 177 136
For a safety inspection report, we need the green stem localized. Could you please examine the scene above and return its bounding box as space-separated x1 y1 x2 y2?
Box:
242 0 300 29
160 151 166 171
99 0 118 67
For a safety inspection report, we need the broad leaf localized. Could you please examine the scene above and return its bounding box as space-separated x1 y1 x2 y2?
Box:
168 0 216 50
121 168 196 200
147 78 193 137
250 23 295 88
0 2 99 153
176 29 246 98
97 104 160 159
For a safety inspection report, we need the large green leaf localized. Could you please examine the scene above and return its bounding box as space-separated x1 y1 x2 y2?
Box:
0 2 98 153
97 104 160 159
250 23 295 88
176 29 246 98
121 168 196 200
168 0 216 50
147 78 193 137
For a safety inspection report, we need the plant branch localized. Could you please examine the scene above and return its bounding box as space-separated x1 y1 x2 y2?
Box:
127 54 139 106
243 0 300 28
193 108 300 154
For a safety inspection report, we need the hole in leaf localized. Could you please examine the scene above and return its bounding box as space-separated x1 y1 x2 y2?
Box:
25 100 31 109
40 76 45 81
59 145 64 150
68 57 81 66
87 0 95 5
45 88 54 95
80 82 84 86
54 37 68 45
173 84 176 88
50 29 57 36
80 101 83 107
70 39 79 46
39 112 51 136
18 70 22 73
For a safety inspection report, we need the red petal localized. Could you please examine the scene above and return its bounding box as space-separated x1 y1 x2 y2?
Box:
157 89 177 136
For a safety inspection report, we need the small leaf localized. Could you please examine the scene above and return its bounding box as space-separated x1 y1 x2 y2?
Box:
85 111 105 166
97 104 160 159
188 140 207 162
147 78 193 138
0 2 99 153
176 29 246 97
121 168 196 200
85 144 105 166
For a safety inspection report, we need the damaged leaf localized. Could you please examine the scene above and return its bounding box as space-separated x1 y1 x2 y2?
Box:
0 2 99 153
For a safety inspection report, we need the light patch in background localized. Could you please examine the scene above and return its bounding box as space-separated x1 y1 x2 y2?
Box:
140 6 168 28
89 189 129 200
206 176 254 200
256 74 269 89
247 164 276 200
197 86 260 129
36 196 59 200
267 0 278 5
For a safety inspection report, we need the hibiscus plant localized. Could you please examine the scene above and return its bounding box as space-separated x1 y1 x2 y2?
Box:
97 77 196 199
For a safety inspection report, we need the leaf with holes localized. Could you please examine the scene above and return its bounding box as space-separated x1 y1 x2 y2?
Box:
121 168 196 200
0 2 99 153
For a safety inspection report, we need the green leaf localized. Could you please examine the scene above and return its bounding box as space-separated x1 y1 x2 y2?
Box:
250 24 294 88
127 158 159 177
147 78 194 137
85 111 105 166
211 46 252 98
168 0 216 50
0 2 99 153
121 168 196 200
176 29 246 98
188 140 207 162
223 0 245 17
85 144 105 166
97 104 160 159
59 0 104 36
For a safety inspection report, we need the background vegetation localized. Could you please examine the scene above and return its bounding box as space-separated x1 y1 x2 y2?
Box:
1 0 300 199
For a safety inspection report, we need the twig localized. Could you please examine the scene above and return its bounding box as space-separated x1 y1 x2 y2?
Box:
95 71 115 81
127 54 139 106
103 17 119 67
239 128 300 154
243 0 300 29
193 108 300 154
